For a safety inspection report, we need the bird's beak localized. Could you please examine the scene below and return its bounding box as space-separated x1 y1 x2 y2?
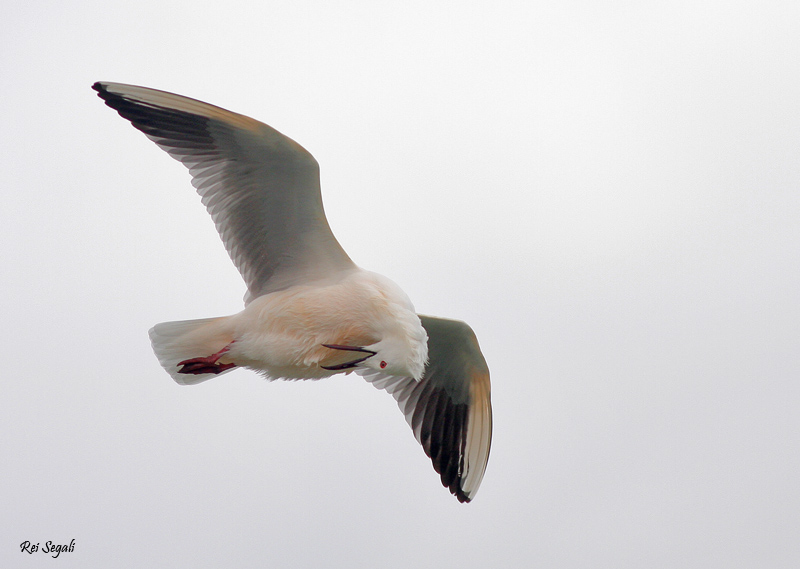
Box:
320 344 377 370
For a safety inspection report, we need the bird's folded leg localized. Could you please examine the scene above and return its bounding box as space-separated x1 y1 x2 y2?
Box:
320 344 376 370
177 343 236 375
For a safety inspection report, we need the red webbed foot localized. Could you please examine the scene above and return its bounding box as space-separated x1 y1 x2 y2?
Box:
177 343 236 375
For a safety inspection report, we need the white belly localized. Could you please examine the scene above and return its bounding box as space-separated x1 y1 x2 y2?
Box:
225 270 413 379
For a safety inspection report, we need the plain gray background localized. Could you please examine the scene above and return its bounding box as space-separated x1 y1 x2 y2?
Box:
2 1 798 567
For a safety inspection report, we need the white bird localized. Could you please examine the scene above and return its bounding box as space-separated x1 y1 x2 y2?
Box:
94 82 492 502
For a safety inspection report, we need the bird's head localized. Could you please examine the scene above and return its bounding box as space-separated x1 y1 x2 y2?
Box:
359 330 428 380
361 310 429 380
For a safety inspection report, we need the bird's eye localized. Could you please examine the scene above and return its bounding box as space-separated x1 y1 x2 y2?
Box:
380 361 387 369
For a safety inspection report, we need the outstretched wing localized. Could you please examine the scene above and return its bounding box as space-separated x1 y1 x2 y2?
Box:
362 315 492 502
93 82 355 301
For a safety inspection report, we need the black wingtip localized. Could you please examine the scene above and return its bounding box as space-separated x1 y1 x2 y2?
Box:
456 490 471 503
92 82 116 106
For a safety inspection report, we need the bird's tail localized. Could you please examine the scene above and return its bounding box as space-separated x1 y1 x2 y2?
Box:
149 317 236 385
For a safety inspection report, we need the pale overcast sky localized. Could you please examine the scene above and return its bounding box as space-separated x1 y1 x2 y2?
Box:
2 1 799 567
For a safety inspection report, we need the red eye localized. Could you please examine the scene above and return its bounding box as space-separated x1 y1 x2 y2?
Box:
380 361 387 369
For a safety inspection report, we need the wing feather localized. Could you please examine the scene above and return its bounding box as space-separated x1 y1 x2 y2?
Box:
362 315 492 502
93 82 355 301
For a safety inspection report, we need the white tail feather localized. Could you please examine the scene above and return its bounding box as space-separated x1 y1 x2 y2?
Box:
149 317 236 385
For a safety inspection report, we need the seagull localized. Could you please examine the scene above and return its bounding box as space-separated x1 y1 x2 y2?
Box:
93 82 492 502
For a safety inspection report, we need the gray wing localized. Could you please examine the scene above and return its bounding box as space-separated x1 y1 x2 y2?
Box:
93 82 355 300
362 315 492 502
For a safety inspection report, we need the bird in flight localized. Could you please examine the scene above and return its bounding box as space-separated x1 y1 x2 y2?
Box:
93 82 492 502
